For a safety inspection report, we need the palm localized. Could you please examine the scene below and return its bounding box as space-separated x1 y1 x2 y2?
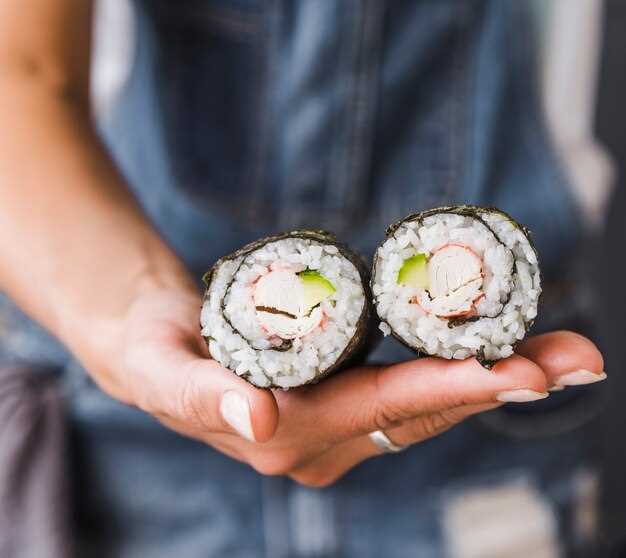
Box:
91 286 605 487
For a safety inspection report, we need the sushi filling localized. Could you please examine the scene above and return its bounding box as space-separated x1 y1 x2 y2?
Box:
253 268 334 340
402 244 485 318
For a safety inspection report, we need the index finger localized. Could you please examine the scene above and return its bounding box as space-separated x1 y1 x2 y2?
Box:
279 353 549 444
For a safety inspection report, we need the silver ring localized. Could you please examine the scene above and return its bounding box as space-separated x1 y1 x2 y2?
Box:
368 430 406 453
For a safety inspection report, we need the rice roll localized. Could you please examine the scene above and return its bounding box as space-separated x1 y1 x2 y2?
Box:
372 206 541 367
201 231 371 388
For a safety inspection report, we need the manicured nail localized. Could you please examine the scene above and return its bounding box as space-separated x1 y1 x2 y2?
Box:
496 389 549 403
220 391 255 441
555 369 607 388
548 385 565 392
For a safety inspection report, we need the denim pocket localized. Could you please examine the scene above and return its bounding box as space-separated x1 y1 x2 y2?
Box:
149 0 269 221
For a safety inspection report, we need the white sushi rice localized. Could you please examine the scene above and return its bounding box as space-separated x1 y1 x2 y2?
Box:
201 238 366 388
372 210 541 362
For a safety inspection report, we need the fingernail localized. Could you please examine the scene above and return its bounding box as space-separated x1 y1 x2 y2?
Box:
555 369 607 388
548 385 565 392
496 389 549 403
220 391 255 441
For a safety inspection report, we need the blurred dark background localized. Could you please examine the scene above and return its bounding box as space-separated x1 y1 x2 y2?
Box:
597 0 626 554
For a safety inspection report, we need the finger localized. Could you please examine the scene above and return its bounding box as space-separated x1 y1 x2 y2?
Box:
515 330 605 390
282 353 548 445
127 331 279 443
290 402 500 487
371 402 501 449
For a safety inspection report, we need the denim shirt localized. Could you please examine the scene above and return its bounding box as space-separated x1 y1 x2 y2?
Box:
0 1 599 557
104 0 582 277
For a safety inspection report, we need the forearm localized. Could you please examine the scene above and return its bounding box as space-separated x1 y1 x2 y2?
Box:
0 73 195 366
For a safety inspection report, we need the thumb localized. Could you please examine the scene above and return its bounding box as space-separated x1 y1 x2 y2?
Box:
181 358 279 443
129 338 279 443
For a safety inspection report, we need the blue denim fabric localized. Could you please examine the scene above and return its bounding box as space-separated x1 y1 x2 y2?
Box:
104 0 583 277
0 1 600 556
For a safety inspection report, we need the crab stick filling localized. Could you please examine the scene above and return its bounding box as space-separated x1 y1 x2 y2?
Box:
400 244 484 318
252 267 335 339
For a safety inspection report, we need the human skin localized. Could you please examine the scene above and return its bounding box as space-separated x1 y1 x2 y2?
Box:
0 0 605 487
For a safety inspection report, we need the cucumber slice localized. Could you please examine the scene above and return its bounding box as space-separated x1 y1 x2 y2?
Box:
397 254 429 289
299 270 336 310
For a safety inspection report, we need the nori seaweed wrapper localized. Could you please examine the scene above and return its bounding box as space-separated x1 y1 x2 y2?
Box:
202 230 378 388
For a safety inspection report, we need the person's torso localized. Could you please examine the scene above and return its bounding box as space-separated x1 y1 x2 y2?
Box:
101 0 583 281
0 4 600 556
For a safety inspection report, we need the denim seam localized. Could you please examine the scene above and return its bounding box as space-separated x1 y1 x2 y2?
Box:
327 1 362 221
443 4 476 205
441 14 464 205
461 3 482 205
463 0 502 205
245 0 279 222
341 0 385 220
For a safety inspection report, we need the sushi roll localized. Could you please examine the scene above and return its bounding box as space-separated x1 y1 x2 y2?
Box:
201 231 371 388
372 206 541 367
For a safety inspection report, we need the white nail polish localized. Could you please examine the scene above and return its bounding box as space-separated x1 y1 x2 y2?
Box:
548 385 565 392
220 391 255 441
496 389 549 403
555 369 607 387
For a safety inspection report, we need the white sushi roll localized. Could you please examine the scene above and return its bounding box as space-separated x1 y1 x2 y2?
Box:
372 206 541 367
201 230 372 388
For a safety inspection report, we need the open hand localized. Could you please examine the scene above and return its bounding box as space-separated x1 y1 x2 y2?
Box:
87 286 604 488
